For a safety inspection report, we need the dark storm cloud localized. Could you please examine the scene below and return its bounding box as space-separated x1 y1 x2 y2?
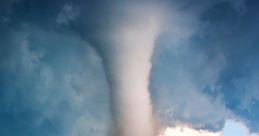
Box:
150 0 259 133
197 0 259 131
0 25 111 136
0 0 259 135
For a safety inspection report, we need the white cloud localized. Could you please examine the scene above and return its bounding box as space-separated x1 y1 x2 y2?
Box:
157 119 259 136
158 126 221 136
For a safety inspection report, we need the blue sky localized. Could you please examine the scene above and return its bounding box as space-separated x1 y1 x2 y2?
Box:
0 0 259 136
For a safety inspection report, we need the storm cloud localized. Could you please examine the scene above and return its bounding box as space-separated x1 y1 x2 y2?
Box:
0 0 259 136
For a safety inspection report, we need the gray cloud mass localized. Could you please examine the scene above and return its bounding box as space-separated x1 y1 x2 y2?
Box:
0 0 259 135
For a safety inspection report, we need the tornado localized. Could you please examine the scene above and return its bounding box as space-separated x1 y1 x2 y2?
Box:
76 1 166 136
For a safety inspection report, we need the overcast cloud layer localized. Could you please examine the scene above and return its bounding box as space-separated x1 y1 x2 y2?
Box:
0 0 259 136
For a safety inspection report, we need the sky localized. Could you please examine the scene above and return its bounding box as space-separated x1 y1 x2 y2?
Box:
0 0 259 136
